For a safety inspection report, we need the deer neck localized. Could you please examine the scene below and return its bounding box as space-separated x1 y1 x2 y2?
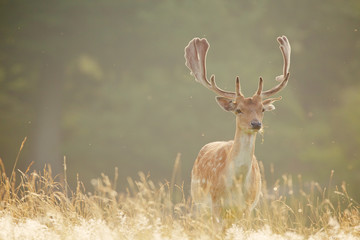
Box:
227 119 257 177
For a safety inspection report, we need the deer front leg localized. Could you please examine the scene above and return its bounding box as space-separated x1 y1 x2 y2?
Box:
211 197 222 224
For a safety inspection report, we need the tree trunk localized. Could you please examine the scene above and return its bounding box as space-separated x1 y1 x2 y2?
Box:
33 58 64 175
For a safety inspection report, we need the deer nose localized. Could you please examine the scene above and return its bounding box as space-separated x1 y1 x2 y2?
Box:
251 120 262 130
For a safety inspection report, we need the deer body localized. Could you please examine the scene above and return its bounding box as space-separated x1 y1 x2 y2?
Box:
184 36 291 218
191 130 261 212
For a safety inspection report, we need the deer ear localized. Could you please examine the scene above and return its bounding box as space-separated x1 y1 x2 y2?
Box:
263 103 276 112
215 97 236 112
262 96 282 112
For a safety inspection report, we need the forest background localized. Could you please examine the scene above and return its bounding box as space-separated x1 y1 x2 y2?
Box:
0 0 359 200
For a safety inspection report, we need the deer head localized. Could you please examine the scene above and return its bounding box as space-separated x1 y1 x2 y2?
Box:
184 36 291 132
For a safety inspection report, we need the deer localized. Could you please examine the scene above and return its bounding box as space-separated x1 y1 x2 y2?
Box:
184 36 291 221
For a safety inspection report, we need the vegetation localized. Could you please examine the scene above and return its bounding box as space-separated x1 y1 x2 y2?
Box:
0 1 359 238
0 157 358 239
0 0 359 198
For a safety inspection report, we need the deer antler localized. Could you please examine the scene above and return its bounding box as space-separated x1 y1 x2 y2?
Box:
184 38 237 99
185 36 291 100
261 36 291 98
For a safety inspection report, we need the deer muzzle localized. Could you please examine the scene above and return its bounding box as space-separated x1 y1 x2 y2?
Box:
250 120 262 130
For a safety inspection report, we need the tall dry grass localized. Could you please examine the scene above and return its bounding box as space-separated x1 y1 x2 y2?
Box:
0 149 359 239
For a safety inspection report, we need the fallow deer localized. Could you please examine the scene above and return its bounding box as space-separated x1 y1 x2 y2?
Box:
184 36 291 219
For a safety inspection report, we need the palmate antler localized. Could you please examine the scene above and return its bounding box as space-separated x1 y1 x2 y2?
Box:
184 38 239 99
184 36 291 100
261 36 291 98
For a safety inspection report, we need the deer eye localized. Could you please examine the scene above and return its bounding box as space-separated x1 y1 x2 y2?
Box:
262 108 265 112
235 109 242 114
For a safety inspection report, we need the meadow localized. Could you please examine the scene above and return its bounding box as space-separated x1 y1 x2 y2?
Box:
1 1 359 239
0 153 358 240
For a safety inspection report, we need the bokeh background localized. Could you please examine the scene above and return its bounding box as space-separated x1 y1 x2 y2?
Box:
1 0 359 199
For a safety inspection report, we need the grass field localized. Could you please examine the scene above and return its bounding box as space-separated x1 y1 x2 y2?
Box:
0 155 359 240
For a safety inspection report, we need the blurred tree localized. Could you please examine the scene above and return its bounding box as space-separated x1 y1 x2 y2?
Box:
332 85 360 187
